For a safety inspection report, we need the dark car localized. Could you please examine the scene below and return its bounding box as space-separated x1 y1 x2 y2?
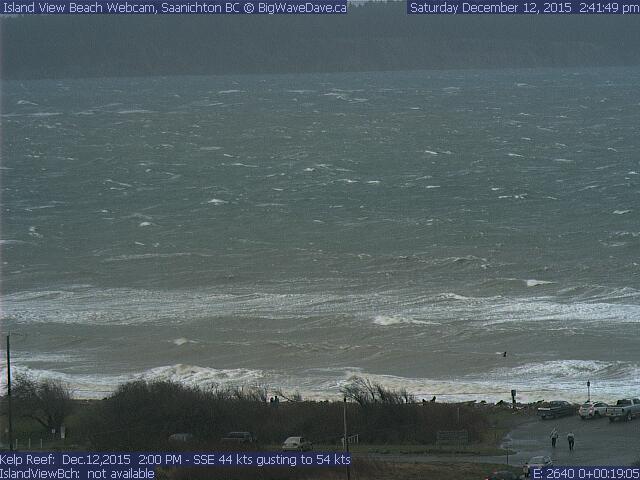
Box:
537 400 574 419
220 431 257 443
485 471 520 480
168 433 194 443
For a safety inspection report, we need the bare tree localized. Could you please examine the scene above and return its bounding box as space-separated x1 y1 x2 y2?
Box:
341 376 415 406
13 375 73 431
272 389 303 402
340 376 378 406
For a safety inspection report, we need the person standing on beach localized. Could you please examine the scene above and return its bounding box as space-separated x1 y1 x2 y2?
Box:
550 427 558 448
567 431 575 451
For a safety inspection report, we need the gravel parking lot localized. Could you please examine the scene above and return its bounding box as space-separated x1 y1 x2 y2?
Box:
367 413 640 469
503 414 640 466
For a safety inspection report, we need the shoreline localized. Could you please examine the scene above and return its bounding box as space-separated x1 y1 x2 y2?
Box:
2 362 629 405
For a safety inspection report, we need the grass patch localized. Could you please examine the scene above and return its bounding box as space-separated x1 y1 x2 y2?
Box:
160 459 521 480
348 443 514 456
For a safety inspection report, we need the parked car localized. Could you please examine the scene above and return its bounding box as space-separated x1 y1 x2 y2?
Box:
604 398 640 422
221 431 257 443
282 436 313 451
523 456 552 477
537 400 574 419
168 432 194 443
579 401 608 419
485 471 520 480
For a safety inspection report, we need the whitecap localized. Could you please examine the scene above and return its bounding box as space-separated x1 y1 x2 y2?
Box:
525 279 554 287
141 364 264 386
0 364 265 399
17 100 39 106
199 146 222 151
105 253 208 262
105 179 132 188
138 222 153 227
230 162 258 168
218 90 243 94
117 109 153 115
28 226 43 238
207 198 228 205
433 292 469 301
497 360 635 381
24 204 59 211
373 315 438 326
425 185 441 189
507 153 524 158
323 93 347 99
424 150 438 155
613 210 631 215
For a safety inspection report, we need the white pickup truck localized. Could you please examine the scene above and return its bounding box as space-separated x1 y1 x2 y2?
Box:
604 398 640 422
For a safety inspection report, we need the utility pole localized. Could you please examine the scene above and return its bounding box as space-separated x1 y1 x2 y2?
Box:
343 397 350 480
7 335 13 451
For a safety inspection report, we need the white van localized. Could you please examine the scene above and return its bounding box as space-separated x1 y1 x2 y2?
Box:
282 436 312 451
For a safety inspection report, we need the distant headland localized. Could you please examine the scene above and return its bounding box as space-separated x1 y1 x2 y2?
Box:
2 3 640 80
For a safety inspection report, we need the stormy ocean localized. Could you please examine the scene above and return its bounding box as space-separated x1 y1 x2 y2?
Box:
1 67 639 403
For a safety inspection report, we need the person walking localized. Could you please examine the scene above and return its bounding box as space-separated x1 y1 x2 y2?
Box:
567 431 575 451
550 427 558 448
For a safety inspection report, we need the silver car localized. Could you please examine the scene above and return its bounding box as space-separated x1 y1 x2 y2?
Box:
579 401 608 419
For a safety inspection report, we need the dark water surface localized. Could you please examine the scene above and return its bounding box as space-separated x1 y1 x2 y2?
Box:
1 68 639 401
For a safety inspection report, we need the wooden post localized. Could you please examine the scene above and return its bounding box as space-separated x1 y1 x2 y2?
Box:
7 335 13 452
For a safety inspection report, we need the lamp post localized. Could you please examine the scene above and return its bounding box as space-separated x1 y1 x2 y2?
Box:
343 397 350 480
587 380 591 403
502 351 508 405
